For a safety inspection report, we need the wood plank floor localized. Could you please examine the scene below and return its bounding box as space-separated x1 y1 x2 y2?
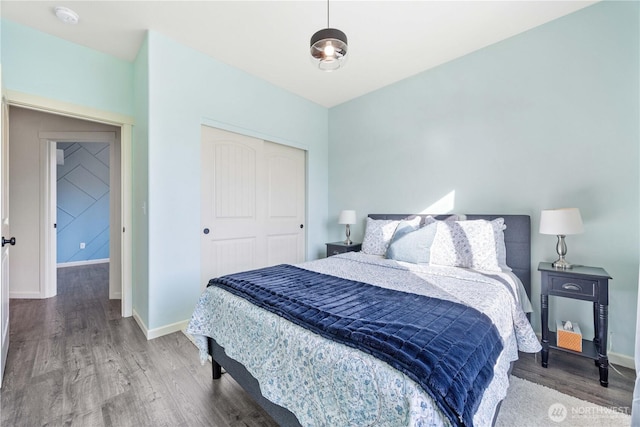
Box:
0 264 278 427
0 263 635 426
512 349 635 410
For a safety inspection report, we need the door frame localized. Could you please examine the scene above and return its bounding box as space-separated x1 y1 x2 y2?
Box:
40 132 117 299
5 90 133 317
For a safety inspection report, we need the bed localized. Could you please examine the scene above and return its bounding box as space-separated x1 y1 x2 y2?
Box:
187 214 541 426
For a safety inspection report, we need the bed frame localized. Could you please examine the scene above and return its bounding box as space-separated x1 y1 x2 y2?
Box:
206 214 531 427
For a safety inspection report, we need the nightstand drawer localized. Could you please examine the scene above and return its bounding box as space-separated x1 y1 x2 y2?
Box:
329 246 349 256
548 275 596 299
325 242 362 257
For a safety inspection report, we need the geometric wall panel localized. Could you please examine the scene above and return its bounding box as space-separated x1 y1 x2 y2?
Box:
56 142 110 263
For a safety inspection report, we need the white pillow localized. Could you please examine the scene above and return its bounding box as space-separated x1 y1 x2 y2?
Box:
429 218 505 272
491 218 510 271
361 217 420 256
385 221 438 264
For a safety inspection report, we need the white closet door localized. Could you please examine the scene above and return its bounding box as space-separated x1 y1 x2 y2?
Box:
200 126 305 289
264 141 305 266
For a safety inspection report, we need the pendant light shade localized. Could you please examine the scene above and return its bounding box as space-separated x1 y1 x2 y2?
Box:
310 28 348 71
310 0 348 71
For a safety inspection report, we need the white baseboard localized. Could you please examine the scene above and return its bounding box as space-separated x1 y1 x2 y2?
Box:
132 310 189 340
609 351 635 370
132 310 148 337
9 291 44 299
57 258 110 268
147 319 190 340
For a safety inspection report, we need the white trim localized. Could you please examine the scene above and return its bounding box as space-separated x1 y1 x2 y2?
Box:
5 91 133 318
8 291 43 299
120 124 132 317
41 141 57 298
610 351 635 370
5 90 134 125
201 116 309 152
57 258 110 268
108 132 119 301
147 319 190 340
41 132 117 300
39 131 115 143
132 309 189 340
132 309 148 337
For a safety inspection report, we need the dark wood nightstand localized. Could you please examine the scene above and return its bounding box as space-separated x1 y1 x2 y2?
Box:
325 241 362 257
539 262 612 387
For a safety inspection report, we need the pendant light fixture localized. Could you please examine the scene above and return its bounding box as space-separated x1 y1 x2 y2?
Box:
310 0 348 71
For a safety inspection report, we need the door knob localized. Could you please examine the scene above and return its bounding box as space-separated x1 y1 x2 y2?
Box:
2 237 16 247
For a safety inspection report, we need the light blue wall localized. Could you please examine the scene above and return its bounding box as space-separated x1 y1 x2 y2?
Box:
144 32 328 330
329 1 639 359
1 20 133 117
132 35 150 327
1 20 328 333
57 142 110 263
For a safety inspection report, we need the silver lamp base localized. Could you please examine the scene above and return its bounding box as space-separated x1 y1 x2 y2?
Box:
344 224 352 245
552 234 573 269
552 257 573 269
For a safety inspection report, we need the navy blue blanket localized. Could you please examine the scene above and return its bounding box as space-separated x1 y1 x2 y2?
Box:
209 264 503 426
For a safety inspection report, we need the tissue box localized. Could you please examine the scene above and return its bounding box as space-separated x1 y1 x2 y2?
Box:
557 320 582 352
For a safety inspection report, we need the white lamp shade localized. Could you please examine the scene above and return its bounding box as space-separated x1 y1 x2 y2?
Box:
539 208 584 235
338 210 356 225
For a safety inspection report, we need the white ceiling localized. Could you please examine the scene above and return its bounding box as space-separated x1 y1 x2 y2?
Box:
1 1 597 107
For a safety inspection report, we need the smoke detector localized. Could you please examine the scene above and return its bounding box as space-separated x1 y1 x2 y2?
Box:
54 6 79 25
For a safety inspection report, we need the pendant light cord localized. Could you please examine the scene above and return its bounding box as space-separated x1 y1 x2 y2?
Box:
327 0 330 28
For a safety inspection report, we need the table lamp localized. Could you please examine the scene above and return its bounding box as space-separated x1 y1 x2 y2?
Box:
539 208 584 269
338 210 356 245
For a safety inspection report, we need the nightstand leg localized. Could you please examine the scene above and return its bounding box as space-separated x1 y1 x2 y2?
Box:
541 294 549 368
597 303 609 387
593 302 600 368
598 357 609 387
592 302 600 348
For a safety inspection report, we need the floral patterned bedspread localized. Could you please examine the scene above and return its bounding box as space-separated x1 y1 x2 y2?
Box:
186 252 541 427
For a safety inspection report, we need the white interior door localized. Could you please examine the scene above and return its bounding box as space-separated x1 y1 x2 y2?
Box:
264 141 306 265
200 126 305 288
1 98 13 387
201 127 265 284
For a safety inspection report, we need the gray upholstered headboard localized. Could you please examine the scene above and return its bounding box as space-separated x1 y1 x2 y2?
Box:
368 214 532 301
